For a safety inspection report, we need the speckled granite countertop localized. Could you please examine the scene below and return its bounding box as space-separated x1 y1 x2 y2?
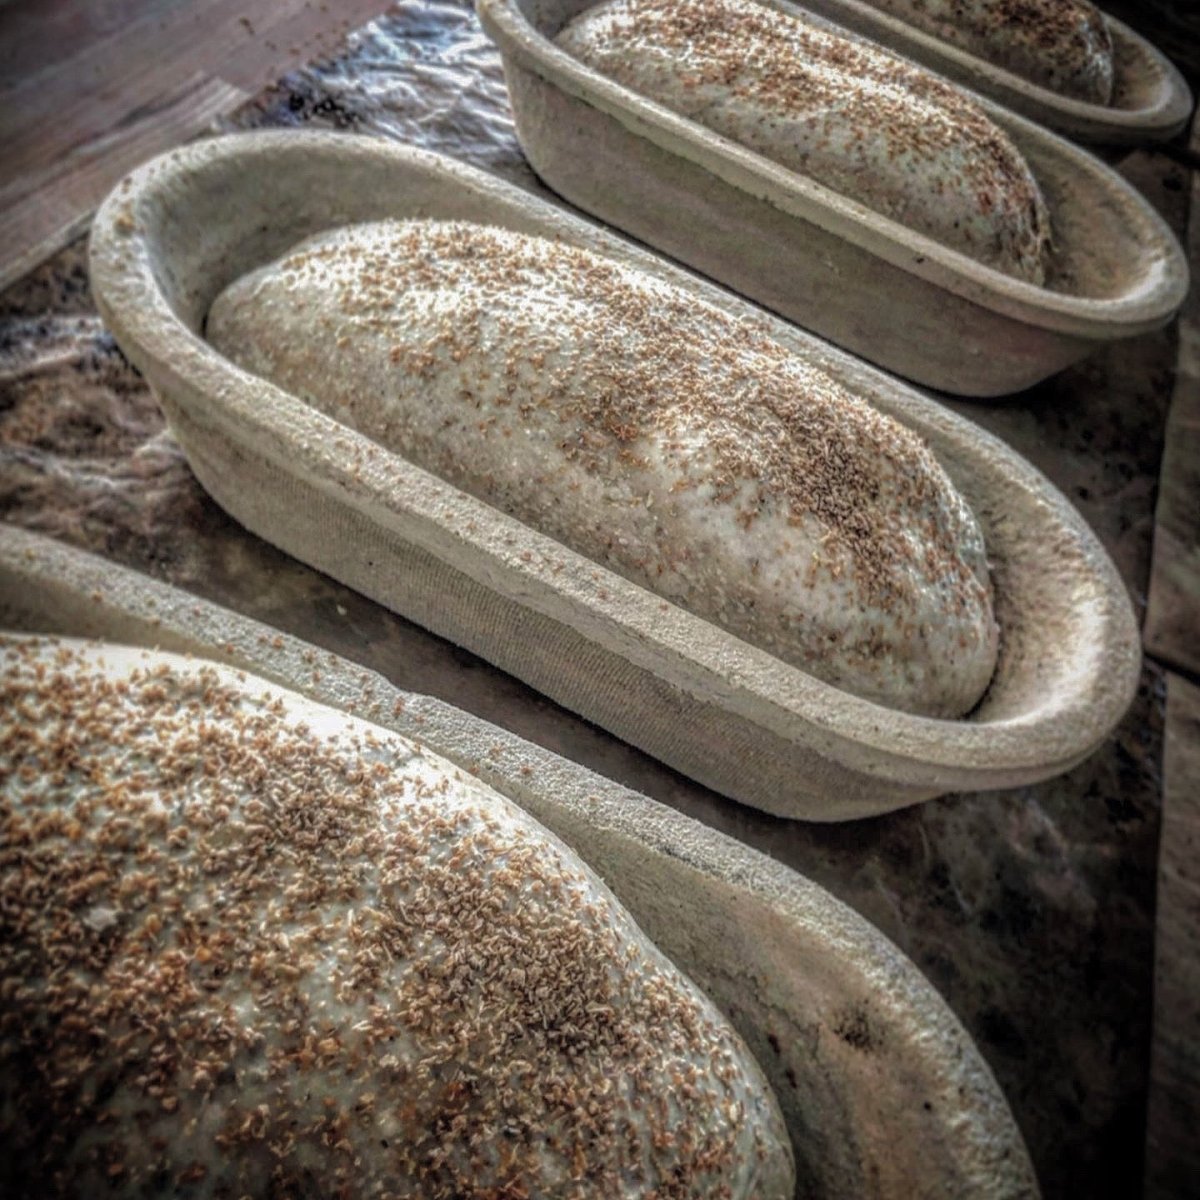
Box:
0 3 1193 1196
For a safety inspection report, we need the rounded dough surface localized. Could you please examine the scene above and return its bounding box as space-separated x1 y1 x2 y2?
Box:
0 635 794 1199
867 0 1115 104
556 0 1052 283
208 218 1000 718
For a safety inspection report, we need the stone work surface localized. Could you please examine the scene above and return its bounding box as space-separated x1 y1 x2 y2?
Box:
0 3 1193 1197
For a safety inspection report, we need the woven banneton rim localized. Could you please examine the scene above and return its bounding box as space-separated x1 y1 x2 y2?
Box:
477 0 1189 328
476 0 1189 394
0 524 1040 1198
88 132 1140 819
780 0 1192 145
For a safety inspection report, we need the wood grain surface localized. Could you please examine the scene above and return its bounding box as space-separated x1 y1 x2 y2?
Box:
1145 671 1200 1199
0 0 395 293
1143 109 1199 1198
1145 113 1200 677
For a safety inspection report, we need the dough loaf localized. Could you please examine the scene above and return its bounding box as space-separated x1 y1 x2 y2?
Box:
0 635 795 1198
208 219 1001 718
556 0 1052 283
866 0 1115 104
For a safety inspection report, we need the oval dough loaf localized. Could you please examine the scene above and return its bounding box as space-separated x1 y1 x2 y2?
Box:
0 634 794 1198
555 0 1051 284
865 0 1115 104
207 218 1000 719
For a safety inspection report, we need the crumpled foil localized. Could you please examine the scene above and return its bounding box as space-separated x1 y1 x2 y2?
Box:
227 0 535 183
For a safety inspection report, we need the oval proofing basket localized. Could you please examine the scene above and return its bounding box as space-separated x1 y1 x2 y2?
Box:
789 0 1192 148
476 0 1190 396
89 131 1142 822
0 524 1040 1199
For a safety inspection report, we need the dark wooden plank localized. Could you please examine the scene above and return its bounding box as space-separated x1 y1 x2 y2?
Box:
1145 671 1200 1199
1145 111 1200 677
0 0 192 93
220 0 393 93
0 72 246 295
0 0 310 179
0 0 393 298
